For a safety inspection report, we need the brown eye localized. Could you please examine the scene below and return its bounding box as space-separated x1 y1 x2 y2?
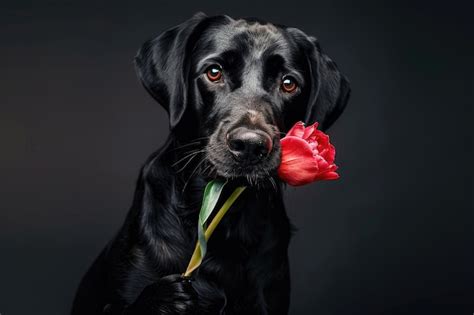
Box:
281 76 297 93
206 65 222 82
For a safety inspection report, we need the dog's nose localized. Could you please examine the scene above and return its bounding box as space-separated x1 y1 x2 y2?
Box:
227 127 272 163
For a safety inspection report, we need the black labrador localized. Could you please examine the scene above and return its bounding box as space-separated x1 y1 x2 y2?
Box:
72 13 350 315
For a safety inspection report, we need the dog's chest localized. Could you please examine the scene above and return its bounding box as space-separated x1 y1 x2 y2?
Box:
199 203 285 306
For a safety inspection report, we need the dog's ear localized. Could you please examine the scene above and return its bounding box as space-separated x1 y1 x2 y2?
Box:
305 36 351 131
288 29 351 131
134 13 208 130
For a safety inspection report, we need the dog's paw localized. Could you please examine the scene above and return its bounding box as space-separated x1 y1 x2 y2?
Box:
125 274 197 315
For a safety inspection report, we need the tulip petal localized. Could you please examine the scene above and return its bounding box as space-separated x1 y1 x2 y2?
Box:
304 122 319 138
315 155 330 169
314 171 340 181
309 122 319 129
302 124 316 139
315 131 329 147
320 146 336 164
278 137 319 186
286 121 305 138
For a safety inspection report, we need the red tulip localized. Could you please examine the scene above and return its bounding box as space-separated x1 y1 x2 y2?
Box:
278 121 339 186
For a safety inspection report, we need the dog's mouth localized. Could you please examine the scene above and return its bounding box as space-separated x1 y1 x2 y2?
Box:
206 155 279 182
204 132 281 186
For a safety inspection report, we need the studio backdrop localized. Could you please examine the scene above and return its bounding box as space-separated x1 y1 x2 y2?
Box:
0 1 472 314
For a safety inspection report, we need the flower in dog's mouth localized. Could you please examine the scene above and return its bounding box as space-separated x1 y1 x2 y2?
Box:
183 121 339 278
277 121 339 186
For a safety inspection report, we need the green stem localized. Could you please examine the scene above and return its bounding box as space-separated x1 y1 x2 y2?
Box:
183 186 246 277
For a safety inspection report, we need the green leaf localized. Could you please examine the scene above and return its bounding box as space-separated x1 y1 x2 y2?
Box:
197 179 226 259
199 180 227 227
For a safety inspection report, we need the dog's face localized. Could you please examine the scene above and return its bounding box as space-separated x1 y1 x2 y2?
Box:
192 19 305 179
135 13 350 182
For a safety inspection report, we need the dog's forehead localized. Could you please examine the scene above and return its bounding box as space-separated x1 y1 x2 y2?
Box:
204 19 290 57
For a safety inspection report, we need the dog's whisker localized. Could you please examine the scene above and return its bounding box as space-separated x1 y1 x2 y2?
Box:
182 158 207 194
209 166 216 177
171 149 205 167
168 141 202 152
269 177 277 192
175 152 204 173
206 164 218 178
200 164 212 177
168 136 210 152
247 174 253 186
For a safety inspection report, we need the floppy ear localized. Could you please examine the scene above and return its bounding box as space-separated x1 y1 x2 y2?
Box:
134 13 207 130
305 36 351 131
288 29 351 131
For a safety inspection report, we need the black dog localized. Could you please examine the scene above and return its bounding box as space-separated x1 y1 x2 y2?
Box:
72 13 350 315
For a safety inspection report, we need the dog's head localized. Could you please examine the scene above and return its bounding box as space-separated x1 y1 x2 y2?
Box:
135 13 350 182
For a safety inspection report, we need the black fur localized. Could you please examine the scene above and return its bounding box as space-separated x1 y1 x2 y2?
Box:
72 13 350 315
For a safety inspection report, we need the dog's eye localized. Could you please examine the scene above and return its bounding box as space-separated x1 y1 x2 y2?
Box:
206 65 223 82
281 76 297 93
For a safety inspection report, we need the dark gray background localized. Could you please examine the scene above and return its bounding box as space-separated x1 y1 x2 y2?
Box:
1 1 473 314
